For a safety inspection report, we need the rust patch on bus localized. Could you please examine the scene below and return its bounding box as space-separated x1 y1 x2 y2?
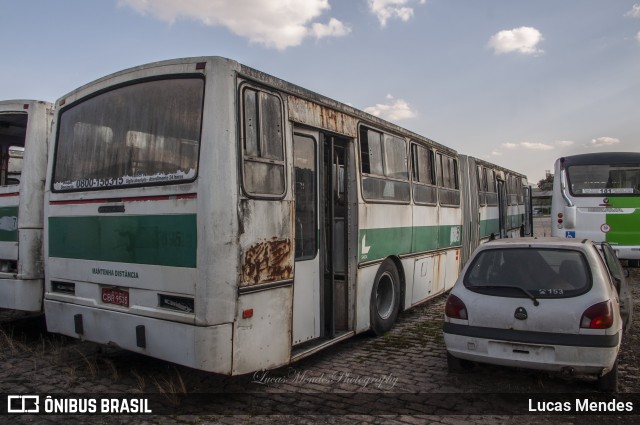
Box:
287 96 358 137
242 238 293 285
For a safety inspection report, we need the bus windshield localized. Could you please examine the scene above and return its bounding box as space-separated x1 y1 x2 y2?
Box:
53 77 204 191
567 163 640 196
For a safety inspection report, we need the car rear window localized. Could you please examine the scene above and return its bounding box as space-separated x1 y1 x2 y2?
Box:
464 248 591 298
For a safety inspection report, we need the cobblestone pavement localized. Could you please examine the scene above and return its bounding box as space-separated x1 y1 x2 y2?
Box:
2 217 639 424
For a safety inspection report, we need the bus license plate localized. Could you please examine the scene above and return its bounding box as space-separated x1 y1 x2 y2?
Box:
101 287 129 307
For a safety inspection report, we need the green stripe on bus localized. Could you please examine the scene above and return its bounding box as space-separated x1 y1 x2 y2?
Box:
0 206 19 242
49 215 197 268
480 218 499 238
606 197 640 246
360 225 462 262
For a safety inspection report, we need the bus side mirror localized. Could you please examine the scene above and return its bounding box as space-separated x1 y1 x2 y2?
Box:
563 205 576 228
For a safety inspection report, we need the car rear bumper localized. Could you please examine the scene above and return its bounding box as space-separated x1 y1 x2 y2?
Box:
444 323 619 373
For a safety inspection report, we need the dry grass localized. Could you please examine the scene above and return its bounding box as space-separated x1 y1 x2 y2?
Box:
74 348 98 378
132 370 146 392
152 367 187 406
102 357 120 381
0 328 29 356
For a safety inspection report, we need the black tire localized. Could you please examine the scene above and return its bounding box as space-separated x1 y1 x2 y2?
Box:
628 259 640 268
447 351 473 373
597 360 618 392
370 259 401 336
447 351 463 372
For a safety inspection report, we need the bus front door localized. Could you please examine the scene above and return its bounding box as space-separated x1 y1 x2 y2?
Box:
292 130 321 345
292 128 351 347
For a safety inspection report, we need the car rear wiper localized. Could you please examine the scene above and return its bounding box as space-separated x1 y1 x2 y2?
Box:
470 285 540 307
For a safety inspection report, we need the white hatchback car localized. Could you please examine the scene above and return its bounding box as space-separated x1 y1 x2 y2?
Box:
443 237 632 392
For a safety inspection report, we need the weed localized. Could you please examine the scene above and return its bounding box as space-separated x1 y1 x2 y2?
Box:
74 348 98 378
132 370 146 392
102 357 120 381
152 367 187 406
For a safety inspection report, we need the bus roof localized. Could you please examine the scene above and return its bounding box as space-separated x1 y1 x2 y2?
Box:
55 56 456 156
560 152 640 167
462 155 527 179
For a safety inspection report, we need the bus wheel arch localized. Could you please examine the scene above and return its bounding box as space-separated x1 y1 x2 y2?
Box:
369 258 402 336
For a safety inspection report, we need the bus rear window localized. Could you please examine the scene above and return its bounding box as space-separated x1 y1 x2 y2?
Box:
567 164 640 196
53 77 204 192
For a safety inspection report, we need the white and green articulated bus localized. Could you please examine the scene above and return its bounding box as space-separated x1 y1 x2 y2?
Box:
44 57 527 374
460 155 533 264
552 152 640 267
0 100 53 312
459 155 532 265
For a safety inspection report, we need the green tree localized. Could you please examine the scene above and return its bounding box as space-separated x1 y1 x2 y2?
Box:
537 173 554 191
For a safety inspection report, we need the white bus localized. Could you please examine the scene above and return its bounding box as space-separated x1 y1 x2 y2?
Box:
0 100 52 312
44 57 529 374
552 152 640 267
459 155 531 264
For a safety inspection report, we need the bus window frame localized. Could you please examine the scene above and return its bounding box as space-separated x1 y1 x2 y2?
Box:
410 142 437 206
358 123 410 204
50 74 205 194
436 152 461 208
238 82 287 199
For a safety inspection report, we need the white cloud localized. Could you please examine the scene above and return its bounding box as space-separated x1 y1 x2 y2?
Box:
625 4 640 18
364 94 417 121
367 0 426 27
588 137 620 147
488 26 544 55
521 142 554 150
311 18 351 39
636 31 640 44
118 0 350 50
556 140 575 147
501 142 554 151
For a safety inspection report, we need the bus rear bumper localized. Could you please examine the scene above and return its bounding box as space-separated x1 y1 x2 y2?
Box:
44 300 233 374
0 278 43 312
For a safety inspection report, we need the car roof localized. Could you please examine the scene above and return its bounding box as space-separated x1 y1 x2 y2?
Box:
479 237 594 250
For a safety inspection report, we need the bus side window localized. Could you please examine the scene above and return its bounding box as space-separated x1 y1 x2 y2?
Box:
437 154 460 207
241 87 285 196
360 126 410 202
411 144 436 205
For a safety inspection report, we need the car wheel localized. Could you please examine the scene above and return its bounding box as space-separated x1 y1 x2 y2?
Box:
628 259 640 268
370 259 401 336
447 351 473 373
597 360 618 392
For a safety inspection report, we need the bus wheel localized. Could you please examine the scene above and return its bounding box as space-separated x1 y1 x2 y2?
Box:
370 259 401 336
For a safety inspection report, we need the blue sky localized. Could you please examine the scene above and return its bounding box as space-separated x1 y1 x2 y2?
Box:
2 0 639 182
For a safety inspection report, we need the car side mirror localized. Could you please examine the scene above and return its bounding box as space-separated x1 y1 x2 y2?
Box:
624 268 630 278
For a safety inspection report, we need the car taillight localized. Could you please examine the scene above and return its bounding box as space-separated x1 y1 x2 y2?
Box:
445 294 468 320
580 301 613 329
